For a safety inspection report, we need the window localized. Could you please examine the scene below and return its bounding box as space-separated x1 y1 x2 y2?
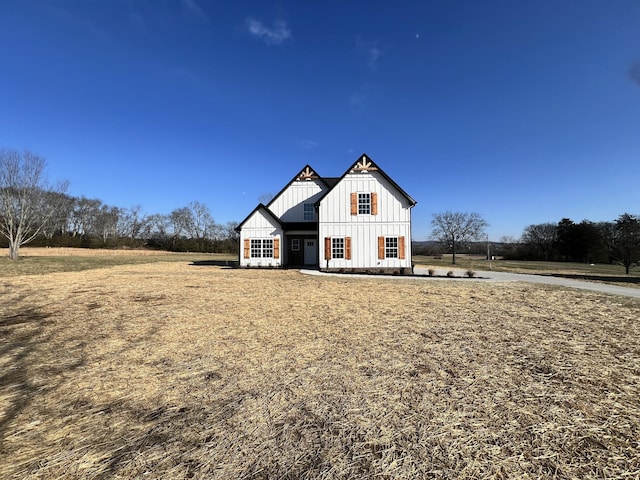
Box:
250 239 261 258
262 239 273 258
291 239 300 251
358 193 371 215
303 203 314 220
250 239 274 258
378 236 405 260
351 192 377 215
332 238 345 259
385 237 398 258
324 237 351 260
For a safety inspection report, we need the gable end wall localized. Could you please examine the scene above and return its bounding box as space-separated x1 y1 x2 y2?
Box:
238 210 283 267
318 171 412 270
268 179 327 222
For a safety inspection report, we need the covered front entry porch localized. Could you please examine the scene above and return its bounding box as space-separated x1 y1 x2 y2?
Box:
284 234 318 267
282 222 318 267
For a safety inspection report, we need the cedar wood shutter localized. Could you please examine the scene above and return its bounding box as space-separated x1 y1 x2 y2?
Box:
345 237 352 260
371 192 378 215
378 236 385 259
273 238 280 259
243 238 250 259
350 193 357 215
324 237 331 260
399 236 405 259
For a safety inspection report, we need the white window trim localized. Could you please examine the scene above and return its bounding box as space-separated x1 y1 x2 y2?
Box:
332 237 345 259
251 238 274 258
385 237 398 259
358 192 371 215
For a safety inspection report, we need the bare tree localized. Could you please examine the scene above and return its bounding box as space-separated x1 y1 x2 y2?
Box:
521 223 557 260
168 207 192 249
430 211 488 264
147 213 170 249
185 201 216 252
0 149 68 259
41 192 74 244
258 192 275 204
95 205 121 244
68 196 102 237
118 205 150 241
224 221 239 242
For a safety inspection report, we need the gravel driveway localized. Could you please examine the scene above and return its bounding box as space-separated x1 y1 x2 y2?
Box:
415 266 640 298
302 267 640 299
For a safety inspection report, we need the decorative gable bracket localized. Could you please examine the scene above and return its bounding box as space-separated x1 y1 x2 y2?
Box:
296 166 320 181
351 155 379 173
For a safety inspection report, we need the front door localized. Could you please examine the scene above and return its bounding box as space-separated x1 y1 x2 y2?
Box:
303 239 316 265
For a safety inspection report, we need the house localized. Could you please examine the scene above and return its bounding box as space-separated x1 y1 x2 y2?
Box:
236 154 417 274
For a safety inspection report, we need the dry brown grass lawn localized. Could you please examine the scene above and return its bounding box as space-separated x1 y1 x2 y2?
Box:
1 260 639 479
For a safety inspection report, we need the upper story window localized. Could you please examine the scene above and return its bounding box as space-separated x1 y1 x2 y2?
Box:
351 192 377 215
303 203 314 220
358 193 371 215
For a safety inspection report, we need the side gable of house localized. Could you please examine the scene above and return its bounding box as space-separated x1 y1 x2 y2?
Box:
236 204 283 267
317 154 416 223
266 165 331 223
317 154 416 273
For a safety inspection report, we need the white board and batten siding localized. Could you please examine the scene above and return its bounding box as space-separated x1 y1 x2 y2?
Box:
238 208 283 267
268 179 327 223
237 155 415 271
318 171 413 269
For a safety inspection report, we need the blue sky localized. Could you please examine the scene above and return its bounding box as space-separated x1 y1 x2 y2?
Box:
1 1 639 240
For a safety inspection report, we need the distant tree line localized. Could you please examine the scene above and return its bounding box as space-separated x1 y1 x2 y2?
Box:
512 215 640 273
416 212 640 274
1 149 238 257
1 194 240 253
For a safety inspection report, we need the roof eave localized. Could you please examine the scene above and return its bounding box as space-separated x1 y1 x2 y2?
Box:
235 203 282 231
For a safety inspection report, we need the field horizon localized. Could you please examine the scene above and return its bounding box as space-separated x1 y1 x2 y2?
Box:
3 247 639 281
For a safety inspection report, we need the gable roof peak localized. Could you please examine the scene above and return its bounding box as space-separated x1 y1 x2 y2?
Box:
351 153 379 173
295 165 320 181
235 202 281 231
342 153 416 207
265 164 330 209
